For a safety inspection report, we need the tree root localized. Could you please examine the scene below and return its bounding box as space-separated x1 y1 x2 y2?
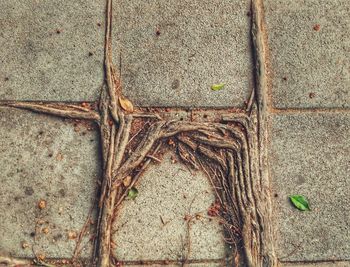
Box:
0 255 32 267
0 0 277 265
1 97 275 267
1 102 100 121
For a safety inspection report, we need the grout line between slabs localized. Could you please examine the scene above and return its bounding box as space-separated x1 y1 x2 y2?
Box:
280 259 350 264
270 107 350 114
118 258 226 265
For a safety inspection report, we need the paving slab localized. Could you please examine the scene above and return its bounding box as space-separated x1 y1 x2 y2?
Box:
113 0 253 107
0 107 100 258
0 0 104 101
264 0 350 108
269 113 350 261
113 153 227 261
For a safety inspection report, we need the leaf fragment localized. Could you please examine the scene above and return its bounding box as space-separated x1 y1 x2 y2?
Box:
127 187 138 200
123 176 132 187
119 96 134 112
211 83 225 91
289 195 310 211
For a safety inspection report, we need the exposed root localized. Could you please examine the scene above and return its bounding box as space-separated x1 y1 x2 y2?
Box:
1 0 277 265
106 116 267 266
0 255 32 267
114 142 162 208
1 102 100 121
104 0 120 124
251 0 278 265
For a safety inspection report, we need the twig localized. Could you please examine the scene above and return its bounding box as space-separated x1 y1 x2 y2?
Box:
126 121 150 145
72 206 94 262
145 154 162 163
159 215 170 226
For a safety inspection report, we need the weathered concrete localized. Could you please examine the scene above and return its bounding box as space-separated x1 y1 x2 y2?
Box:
0 107 100 258
113 0 253 107
1 0 350 264
265 0 350 108
113 153 227 261
0 0 104 101
269 113 350 261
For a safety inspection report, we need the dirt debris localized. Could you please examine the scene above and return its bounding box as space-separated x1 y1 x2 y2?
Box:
38 199 47 210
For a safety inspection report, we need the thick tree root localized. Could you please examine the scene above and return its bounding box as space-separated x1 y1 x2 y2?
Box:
0 0 277 265
0 255 32 267
0 102 100 121
95 106 275 267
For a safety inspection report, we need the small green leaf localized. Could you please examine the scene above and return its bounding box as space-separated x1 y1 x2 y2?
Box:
289 195 310 211
211 83 225 91
127 187 138 200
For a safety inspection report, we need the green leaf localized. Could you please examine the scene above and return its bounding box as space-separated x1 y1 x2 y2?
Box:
289 195 310 211
211 83 225 91
127 187 138 200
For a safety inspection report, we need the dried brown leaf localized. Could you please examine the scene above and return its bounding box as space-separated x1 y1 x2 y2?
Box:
119 96 134 112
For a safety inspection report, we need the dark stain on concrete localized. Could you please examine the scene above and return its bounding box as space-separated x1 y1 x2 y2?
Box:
24 186 34 196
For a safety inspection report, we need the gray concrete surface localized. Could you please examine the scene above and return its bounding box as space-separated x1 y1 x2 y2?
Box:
264 0 350 109
0 107 100 258
113 153 227 261
113 0 253 107
0 0 104 101
1 0 350 265
269 113 350 262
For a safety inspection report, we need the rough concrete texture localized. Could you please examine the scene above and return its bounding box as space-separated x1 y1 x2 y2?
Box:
113 0 253 107
282 261 350 267
113 153 227 261
264 0 350 108
0 0 104 101
0 107 100 258
269 113 350 261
